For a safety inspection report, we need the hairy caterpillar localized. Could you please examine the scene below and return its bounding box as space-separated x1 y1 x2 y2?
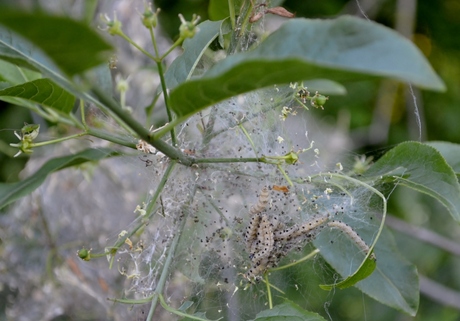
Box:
328 220 376 260
249 187 270 215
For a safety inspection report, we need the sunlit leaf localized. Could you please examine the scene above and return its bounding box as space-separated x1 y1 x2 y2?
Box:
365 141 460 222
169 16 445 121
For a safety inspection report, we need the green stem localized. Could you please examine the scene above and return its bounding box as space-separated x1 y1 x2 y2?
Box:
86 128 137 149
238 122 259 159
269 249 320 272
95 161 177 261
149 27 161 58
158 294 218 321
146 185 197 321
90 86 193 165
159 38 183 61
31 132 87 147
276 164 293 186
237 0 254 37
156 60 177 146
264 272 273 309
325 173 387 260
144 161 177 219
193 157 259 164
228 0 236 29
118 32 158 62
108 293 155 304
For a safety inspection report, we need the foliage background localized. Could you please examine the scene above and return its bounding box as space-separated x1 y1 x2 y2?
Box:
0 0 459 320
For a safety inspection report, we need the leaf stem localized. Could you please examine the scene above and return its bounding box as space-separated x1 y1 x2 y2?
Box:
264 272 273 309
228 0 236 29
118 32 158 61
158 293 220 321
193 157 260 164
269 249 320 272
90 86 193 165
146 185 197 320
31 132 87 147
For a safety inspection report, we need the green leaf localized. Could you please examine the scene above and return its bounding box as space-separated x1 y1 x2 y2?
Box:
315 227 419 315
169 16 445 121
0 148 120 210
208 0 231 21
319 254 376 290
0 59 41 84
357 229 419 315
425 141 460 176
0 10 112 76
250 301 326 321
0 78 75 112
164 19 230 90
365 141 460 222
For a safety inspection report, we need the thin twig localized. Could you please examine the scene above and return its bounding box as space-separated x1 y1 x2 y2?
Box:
385 215 460 257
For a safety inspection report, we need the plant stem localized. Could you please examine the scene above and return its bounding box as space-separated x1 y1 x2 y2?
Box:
156 60 177 146
31 132 87 147
264 272 273 309
193 157 259 164
118 32 158 61
90 86 193 165
158 294 215 321
86 128 137 149
146 185 197 320
159 38 183 61
269 249 320 272
228 0 236 29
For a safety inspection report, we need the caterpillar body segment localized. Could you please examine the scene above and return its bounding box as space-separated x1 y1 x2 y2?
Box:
328 220 376 260
249 187 270 215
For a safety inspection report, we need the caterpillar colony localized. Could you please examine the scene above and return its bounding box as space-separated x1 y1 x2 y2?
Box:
244 186 376 281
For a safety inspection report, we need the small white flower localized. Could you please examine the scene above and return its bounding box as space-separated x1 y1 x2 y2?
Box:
276 136 284 144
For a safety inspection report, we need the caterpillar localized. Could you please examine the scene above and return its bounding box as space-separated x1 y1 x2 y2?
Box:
245 214 261 253
249 187 270 215
292 215 329 238
245 257 269 281
252 214 274 260
328 220 376 260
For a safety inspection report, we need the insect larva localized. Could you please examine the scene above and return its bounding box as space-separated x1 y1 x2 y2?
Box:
274 226 298 242
328 220 376 260
249 187 270 215
273 185 289 193
253 214 274 260
246 257 269 281
245 214 261 253
291 215 329 238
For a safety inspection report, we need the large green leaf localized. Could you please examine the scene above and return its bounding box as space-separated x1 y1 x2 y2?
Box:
0 148 120 210
169 16 445 121
0 10 112 76
314 226 419 315
365 141 460 222
426 141 460 176
0 78 75 112
250 301 326 321
164 19 230 90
